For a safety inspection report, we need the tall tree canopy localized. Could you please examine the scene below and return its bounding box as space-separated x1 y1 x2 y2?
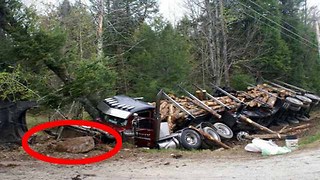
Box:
1 0 319 118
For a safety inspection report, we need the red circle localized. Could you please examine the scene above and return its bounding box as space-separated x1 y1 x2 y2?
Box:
22 120 122 165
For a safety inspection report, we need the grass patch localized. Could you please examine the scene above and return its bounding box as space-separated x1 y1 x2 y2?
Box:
26 113 48 129
300 132 320 146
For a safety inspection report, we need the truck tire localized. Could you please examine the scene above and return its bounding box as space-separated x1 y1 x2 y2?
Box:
295 95 312 108
180 129 202 150
304 93 320 105
213 123 233 139
203 127 221 142
285 97 303 112
202 127 221 149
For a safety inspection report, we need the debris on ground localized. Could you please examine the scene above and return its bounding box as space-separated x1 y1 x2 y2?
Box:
245 138 291 156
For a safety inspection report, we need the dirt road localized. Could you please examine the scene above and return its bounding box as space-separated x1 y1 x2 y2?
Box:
1 146 320 180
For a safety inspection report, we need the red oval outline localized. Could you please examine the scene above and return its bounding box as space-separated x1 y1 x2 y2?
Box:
22 120 122 165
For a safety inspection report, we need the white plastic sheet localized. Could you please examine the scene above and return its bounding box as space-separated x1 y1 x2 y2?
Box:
245 138 291 156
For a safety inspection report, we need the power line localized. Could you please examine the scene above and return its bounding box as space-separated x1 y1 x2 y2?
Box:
237 0 318 48
230 2 316 49
246 0 301 33
240 9 316 50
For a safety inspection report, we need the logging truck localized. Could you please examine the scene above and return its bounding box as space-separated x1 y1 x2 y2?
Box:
95 89 234 150
95 82 320 149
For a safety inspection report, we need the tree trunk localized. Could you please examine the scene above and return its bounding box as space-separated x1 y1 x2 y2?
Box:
219 0 229 86
44 61 100 119
205 0 217 85
214 1 222 86
79 0 83 59
97 0 104 58
77 97 100 119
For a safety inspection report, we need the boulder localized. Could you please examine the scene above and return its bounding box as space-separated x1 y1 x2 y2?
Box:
50 136 95 153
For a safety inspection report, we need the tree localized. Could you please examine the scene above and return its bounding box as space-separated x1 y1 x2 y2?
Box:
127 21 192 100
0 0 116 118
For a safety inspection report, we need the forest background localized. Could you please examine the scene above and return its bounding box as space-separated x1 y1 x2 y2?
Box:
1 0 320 119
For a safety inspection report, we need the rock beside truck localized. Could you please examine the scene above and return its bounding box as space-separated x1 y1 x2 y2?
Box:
48 136 95 153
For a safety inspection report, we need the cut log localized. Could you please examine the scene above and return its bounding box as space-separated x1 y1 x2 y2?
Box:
195 90 205 100
266 96 277 108
243 133 286 140
167 104 175 132
186 97 221 119
160 101 168 111
279 124 311 134
239 115 278 134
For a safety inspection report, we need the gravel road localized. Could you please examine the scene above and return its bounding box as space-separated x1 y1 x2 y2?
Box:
1 146 320 180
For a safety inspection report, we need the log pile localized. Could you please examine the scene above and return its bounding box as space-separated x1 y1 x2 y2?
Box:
157 86 283 132
237 86 278 108
158 94 238 131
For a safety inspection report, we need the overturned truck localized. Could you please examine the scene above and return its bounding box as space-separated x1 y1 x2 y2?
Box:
95 81 320 150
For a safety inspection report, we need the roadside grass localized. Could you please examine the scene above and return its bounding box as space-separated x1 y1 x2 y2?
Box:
299 109 320 147
299 131 320 146
26 113 48 129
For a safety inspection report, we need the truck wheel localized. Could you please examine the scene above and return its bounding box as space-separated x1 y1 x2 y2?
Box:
203 127 221 142
285 97 303 111
180 129 202 150
213 123 233 139
202 127 221 149
236 131 249 141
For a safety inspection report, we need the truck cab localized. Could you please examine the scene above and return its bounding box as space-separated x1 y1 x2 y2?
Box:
96 95 160 148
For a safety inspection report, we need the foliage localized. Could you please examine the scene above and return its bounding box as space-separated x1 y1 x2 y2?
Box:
1 0 320 116
230 71 255 91
0 66 36 101
127 22 192 100
68 57 116 99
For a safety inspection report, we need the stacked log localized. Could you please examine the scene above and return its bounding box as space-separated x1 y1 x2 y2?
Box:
156 83 288 132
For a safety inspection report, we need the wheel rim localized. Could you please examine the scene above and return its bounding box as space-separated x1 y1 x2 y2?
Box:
286 97 303 106
237 131 249 141
213 123 233 139
185 132 198 145
204 127 221 142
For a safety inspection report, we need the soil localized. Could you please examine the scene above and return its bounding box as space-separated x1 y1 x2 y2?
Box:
1 111 320 179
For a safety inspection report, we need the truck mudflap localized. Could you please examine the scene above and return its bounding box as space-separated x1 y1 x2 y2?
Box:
0 101 37 144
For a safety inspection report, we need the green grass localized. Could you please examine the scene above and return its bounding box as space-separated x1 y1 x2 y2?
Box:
26 113 48 129
300 132 320 146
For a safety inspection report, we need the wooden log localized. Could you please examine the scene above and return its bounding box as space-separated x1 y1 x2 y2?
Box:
189 126 231 149
195 90 205 100
211 105 223 110
160 101 168 110
248 101 257 107
239 115 278 134
278 125 289 134
244 133 286 140
262 95 269 103
279 124 311 134
205 101 218 106
185 97 222 119
192 109 206 116
174 112 186 120
167 104 175 132
266 96 277 108
244 126 311 140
